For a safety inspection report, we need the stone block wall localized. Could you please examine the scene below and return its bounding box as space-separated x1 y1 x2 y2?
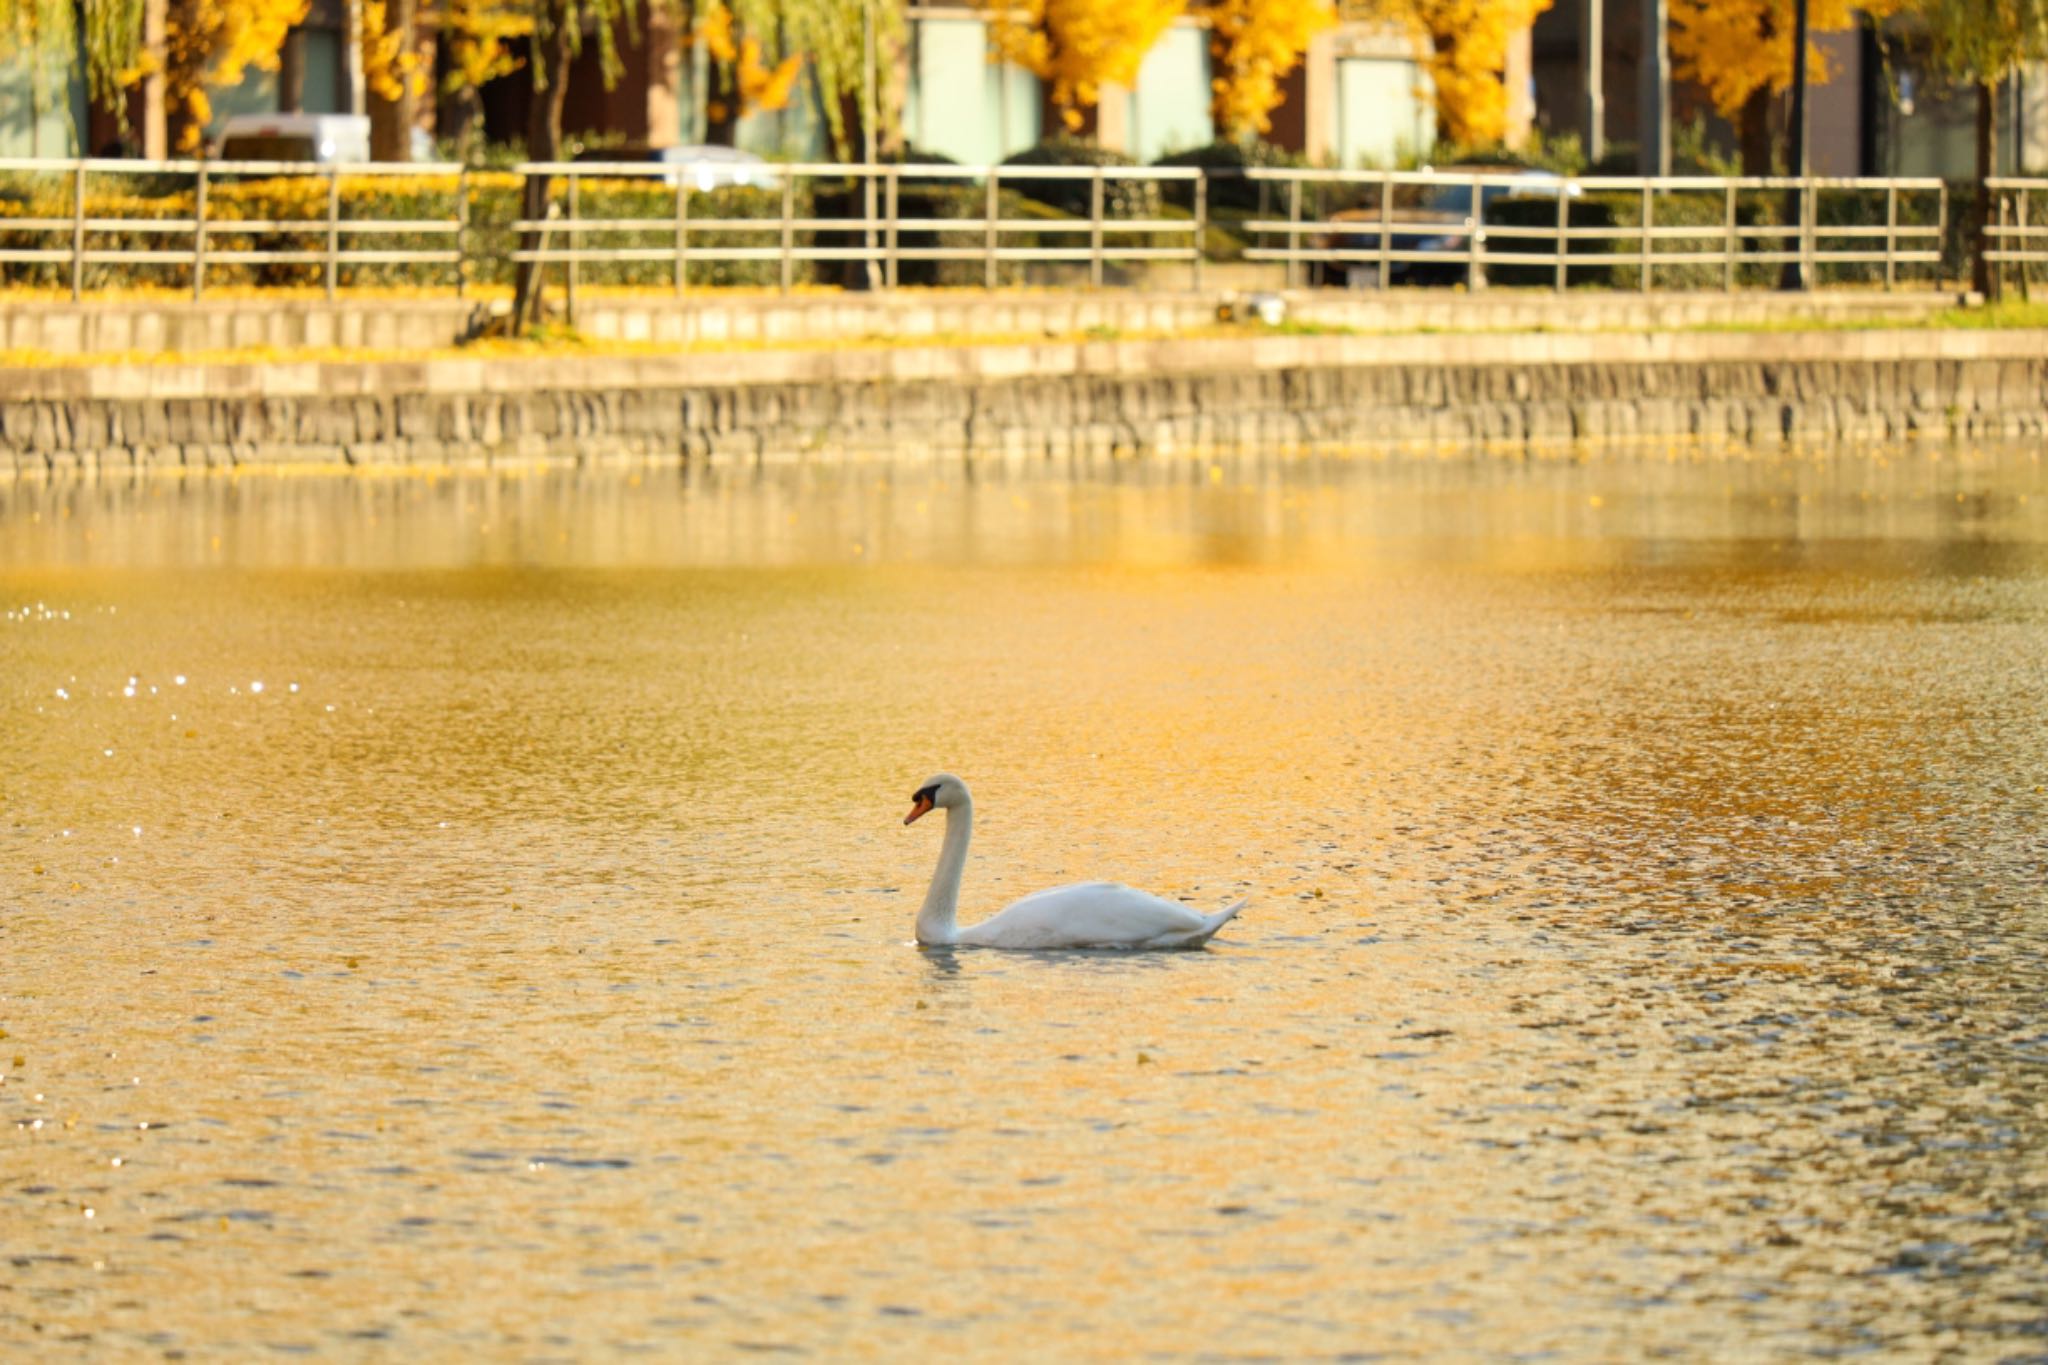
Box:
4 333 2045 473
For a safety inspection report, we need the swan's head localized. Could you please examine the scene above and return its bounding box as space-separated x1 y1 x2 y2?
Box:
904 773 967 825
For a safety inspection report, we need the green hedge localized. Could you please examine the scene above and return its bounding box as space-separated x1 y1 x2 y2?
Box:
1001 138 1163 222
1153 140 1305 213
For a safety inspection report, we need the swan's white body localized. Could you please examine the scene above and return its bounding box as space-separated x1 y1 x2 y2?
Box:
905 774 1245 950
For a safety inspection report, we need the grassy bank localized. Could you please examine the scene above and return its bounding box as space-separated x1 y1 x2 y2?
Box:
1 297 2043 372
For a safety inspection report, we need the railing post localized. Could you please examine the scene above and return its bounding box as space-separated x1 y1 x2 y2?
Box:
455 165 471 300
1192 172 1206 293
684 175 700 296
1938 182 1949 289
1884 182 1897 291
70 160 86 301
779 169 795 294
1554 183 1569 292
1378 172 1392 290
862 165 879 292
884 166 899 290
1723 180 1737 291
1996 191 2010 298
1287 177 1301 290
566 171 580 323
984 170 998 290
1802 178 1816 290
192 160 208 301
325 165 340 299
1089 168 1105 289
2019 189 2032 300
1469 173 1487 290
1639 180 1653 292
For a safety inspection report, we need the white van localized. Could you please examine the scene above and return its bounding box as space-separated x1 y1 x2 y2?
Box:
214 113 371 164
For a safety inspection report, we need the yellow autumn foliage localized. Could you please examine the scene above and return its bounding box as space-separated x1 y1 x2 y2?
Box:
691 1 804 120
443 0 531 96
1208 0 1335 139
128 0 310 152
1397 0 1550 146
1670 0 1900 118
983 0 1190 131
361 0 429 104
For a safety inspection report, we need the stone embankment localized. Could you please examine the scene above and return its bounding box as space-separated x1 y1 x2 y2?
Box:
4 326 2046 472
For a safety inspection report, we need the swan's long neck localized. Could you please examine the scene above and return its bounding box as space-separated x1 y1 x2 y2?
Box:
916 798 972 946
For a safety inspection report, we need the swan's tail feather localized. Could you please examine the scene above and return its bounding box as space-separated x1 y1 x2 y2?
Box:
1189 897 1247 946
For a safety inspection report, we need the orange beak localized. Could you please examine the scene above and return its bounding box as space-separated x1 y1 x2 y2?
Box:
904 795 935 825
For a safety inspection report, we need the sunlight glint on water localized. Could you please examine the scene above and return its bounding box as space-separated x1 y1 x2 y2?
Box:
3 450 2045 1358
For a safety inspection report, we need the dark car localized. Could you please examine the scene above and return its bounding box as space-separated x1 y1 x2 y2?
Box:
1312 168 1578 288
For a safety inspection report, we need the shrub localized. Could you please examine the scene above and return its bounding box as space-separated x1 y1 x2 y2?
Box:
1152 140 1304 212
1001 137 1162 221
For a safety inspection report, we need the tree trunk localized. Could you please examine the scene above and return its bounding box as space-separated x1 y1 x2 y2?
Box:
280 30 305 114
342 0 367 115
513 19 577 331
1974 78 1999 300
446 87 481 162
1738 87 1772 176
139 0 168 158
392 0 419 160
704 58 739 146
369 0 418 160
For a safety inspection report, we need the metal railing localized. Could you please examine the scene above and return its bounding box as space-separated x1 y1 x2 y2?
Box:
1240 169 1948 292
0 156 470 301
509 160 1206 309
1987 178 2048 291
0 156 1989 305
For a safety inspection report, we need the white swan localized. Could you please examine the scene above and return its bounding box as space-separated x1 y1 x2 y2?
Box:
903 773 1246 950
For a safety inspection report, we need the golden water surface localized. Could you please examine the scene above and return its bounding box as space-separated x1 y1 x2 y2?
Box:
4 451 2046 1359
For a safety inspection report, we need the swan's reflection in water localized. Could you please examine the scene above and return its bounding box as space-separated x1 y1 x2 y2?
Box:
917 943 1197 976
2 451 2045 1360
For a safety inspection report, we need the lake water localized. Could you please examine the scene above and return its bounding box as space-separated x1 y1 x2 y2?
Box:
4 449 2046 1359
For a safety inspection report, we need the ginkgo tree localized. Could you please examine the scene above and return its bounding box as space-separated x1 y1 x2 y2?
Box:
0 0 86 150
1 0 154 151
687 0 805 143
512 0 637 325
980 0 1190 133
1207 0 1334 141
1328 0 1547 151
362 0 428 158
146 0 311 152
1913 0 2048 294
440 0 532 156
1396 0 1550 147
663 0 895 156
1670 0 1898 172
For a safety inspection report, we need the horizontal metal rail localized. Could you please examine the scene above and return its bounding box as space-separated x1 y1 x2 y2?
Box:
502 160 1206 309
0 157 473 301
1984 178 2048 277
0 157 2000 306
1235 168 1949 293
